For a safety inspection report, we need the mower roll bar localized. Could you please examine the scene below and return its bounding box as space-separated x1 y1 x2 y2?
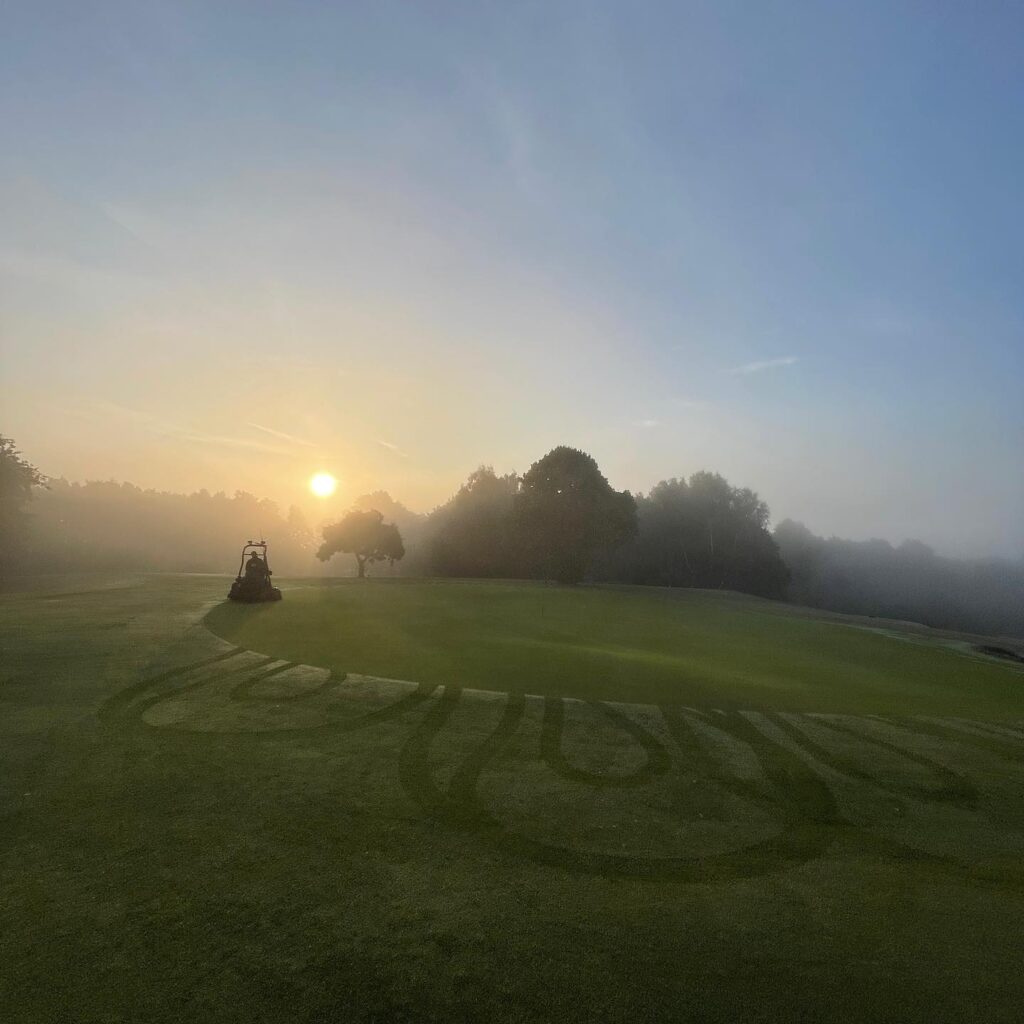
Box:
236 540 272 579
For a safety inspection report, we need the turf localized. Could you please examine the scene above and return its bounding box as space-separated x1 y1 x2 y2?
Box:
205 579 1024 717
3 574 1024 1024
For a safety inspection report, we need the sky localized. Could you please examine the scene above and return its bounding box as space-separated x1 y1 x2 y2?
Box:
2 1 1022 556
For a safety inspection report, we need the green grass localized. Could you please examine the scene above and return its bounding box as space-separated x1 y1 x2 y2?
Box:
3 574 1024 1024
205 579 1024 717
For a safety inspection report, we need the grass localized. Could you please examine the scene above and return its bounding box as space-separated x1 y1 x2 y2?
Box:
205 578 1024 717
3 574 1024 1023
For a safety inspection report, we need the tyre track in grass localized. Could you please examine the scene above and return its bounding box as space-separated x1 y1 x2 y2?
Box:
539 697 672 789
229 666 340 703
101 648 441 740
131 656 291 730
97 642 1023 885
892 717 1024 765
97 647 245 725
397 692 840 880
768 712 976 807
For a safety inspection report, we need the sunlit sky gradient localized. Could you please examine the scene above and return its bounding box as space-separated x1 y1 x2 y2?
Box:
2 2 1022 555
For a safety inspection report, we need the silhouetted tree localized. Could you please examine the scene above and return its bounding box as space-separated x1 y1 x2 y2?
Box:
0 435 44 576
11 427 1020 636
514 447 636 583
602 472 789 596
317 508 405 578
429 466 520 577
349 491 429 575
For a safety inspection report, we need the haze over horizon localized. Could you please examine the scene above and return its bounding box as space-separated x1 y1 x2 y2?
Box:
2 2 1022 558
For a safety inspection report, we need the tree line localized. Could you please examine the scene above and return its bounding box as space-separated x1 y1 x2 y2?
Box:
316 446 789 595
3 433 1022 637
1 464 318 578
774 520 1024 638
0 439 789 595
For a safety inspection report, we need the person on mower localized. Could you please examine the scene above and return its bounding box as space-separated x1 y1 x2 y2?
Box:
245 551 268 579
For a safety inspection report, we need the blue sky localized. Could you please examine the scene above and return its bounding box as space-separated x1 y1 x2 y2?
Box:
2 2 1022 555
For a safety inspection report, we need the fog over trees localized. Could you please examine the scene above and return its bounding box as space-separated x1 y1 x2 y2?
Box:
774 520 1024 638
4 434 1022 638
426 467 520 579
598 472 790 597
317 508 405 578
11 478 319 576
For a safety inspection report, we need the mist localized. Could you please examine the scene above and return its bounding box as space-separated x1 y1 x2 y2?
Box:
774 520 1024 639
4 5 1024 562
6 6 1024 1019
7 440 1023 639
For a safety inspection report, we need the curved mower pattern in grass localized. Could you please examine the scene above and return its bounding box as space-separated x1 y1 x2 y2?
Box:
204 580 1024 718
97 641 1024 883
8 575 1024 1020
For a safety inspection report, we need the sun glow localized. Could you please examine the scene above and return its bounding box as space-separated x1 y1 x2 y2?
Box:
309 472 337 498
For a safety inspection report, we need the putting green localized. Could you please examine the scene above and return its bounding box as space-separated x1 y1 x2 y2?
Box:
204 580 1024 717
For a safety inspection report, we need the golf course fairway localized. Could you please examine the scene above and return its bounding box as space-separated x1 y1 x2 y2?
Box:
5 575 1024 1023
205 579 1024 717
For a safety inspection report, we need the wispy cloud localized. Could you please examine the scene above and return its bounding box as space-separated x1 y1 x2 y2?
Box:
180 431 293 457
376 438 409 459
90 403 295 457
728 356 800 375
246 422 318 448
634 419 659 429
89 401 183 438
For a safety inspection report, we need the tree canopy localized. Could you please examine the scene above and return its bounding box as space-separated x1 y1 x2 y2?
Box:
514 446 636 583
8 430 1020 637
317 508 405 578
0 435 44 577
428 466 520 578
603 471 789 596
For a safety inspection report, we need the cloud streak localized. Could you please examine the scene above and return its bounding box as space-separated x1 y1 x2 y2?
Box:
376 438 409 459
728 356 800 375
180 431 294 457
91 403 296 458
246 422 318 448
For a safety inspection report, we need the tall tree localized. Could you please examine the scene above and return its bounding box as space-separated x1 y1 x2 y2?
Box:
0 435 44 576
604 472 788 597
514 446 635 583
429 466 520 578
317 508 405 578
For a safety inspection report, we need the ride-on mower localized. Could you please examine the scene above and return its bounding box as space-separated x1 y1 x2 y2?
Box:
228 540 283 602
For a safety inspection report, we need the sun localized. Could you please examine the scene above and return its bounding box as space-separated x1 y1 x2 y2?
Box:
309 472 337 498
